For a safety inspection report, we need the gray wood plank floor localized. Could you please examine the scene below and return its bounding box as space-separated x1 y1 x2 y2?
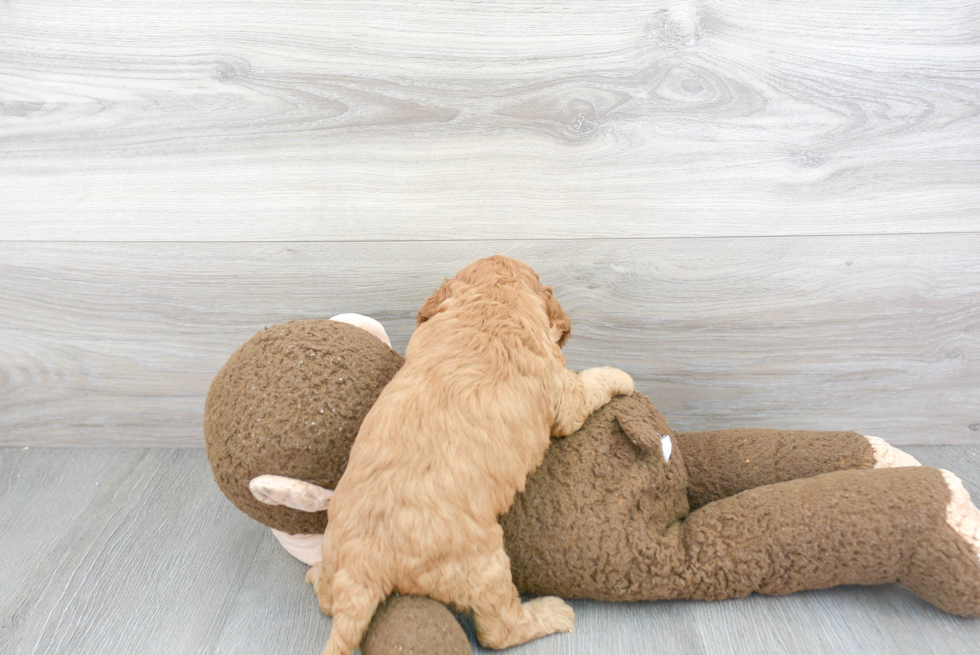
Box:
3 445 980 655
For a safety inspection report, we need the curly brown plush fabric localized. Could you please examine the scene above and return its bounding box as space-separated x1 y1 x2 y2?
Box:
365 395 980 655
204 320 404 534
677 428 875 510
204 320 980 655
502 394 689 599
502 394 980 614
361 595 471 655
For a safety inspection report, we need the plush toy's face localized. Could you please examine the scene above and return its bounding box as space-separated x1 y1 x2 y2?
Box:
204 317 404 535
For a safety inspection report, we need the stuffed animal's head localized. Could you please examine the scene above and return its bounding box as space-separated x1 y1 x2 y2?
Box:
204 317 404 534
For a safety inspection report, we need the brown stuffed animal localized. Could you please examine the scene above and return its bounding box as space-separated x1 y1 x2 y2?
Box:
205 316 980 655
205 315 403 563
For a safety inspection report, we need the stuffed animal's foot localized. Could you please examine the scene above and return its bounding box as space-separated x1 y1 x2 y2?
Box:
865 435 921 468
899 468 980 617
941 469 980 565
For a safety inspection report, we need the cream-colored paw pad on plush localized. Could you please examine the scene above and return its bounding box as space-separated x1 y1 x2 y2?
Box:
270 529 325 566
941 469 980 565
865 435 922 468
329 313 392 347
249 474 334 512
250 475 331 565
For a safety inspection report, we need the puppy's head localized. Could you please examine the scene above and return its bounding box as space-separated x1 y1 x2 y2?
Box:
417 255 571 347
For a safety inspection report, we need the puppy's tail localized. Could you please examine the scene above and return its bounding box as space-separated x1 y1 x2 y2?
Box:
319 568 386 655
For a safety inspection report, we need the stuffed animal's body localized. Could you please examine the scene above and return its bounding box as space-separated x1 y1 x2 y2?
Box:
205 317 980 655
504 393 980 616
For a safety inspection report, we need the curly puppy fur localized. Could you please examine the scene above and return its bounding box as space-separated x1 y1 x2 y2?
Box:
307 256 634 655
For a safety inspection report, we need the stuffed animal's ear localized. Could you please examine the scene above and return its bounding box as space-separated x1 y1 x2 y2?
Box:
615 411 661 454
543 285 571 347
249 475 334 512
615 402 672 461
329 313 392 347
417 278 453 326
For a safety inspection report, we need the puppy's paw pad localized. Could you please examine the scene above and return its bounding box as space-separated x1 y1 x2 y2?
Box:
941 469 980 564
525 596 575 634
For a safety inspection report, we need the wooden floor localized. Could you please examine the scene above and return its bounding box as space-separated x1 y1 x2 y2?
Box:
2 445 980 655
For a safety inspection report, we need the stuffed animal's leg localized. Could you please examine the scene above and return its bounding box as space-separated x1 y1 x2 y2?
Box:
674 429 919 509
662 466 980 616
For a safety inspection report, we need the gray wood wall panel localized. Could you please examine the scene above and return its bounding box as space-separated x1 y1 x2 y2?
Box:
2 236 977 446
1 0 978 447
2 0 978 240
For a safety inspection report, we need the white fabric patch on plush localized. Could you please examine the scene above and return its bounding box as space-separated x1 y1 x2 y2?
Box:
941 469 980 565
865 435 921 468
329 313 392 347
661 434 672 462
271 529 325 566
249 474 333 512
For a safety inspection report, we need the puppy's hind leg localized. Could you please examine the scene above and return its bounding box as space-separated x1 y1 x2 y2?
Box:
468 548 574 649
319 568 386 655
307 530 339 615
306 562 334 615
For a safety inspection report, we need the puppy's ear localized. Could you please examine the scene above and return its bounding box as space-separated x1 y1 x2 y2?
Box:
417 278 453 326
543 286 571 347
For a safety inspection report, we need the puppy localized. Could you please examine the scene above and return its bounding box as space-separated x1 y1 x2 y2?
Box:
307 255 634 655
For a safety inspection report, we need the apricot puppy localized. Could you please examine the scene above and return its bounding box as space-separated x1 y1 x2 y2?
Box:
307 256 633 655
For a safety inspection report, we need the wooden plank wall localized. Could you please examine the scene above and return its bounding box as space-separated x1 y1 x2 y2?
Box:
1 1 978 446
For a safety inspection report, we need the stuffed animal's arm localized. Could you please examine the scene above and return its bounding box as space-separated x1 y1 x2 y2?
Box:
674 429 919 510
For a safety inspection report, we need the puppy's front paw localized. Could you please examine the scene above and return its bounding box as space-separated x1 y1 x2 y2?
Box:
614 369 634 397
597 366 634 397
